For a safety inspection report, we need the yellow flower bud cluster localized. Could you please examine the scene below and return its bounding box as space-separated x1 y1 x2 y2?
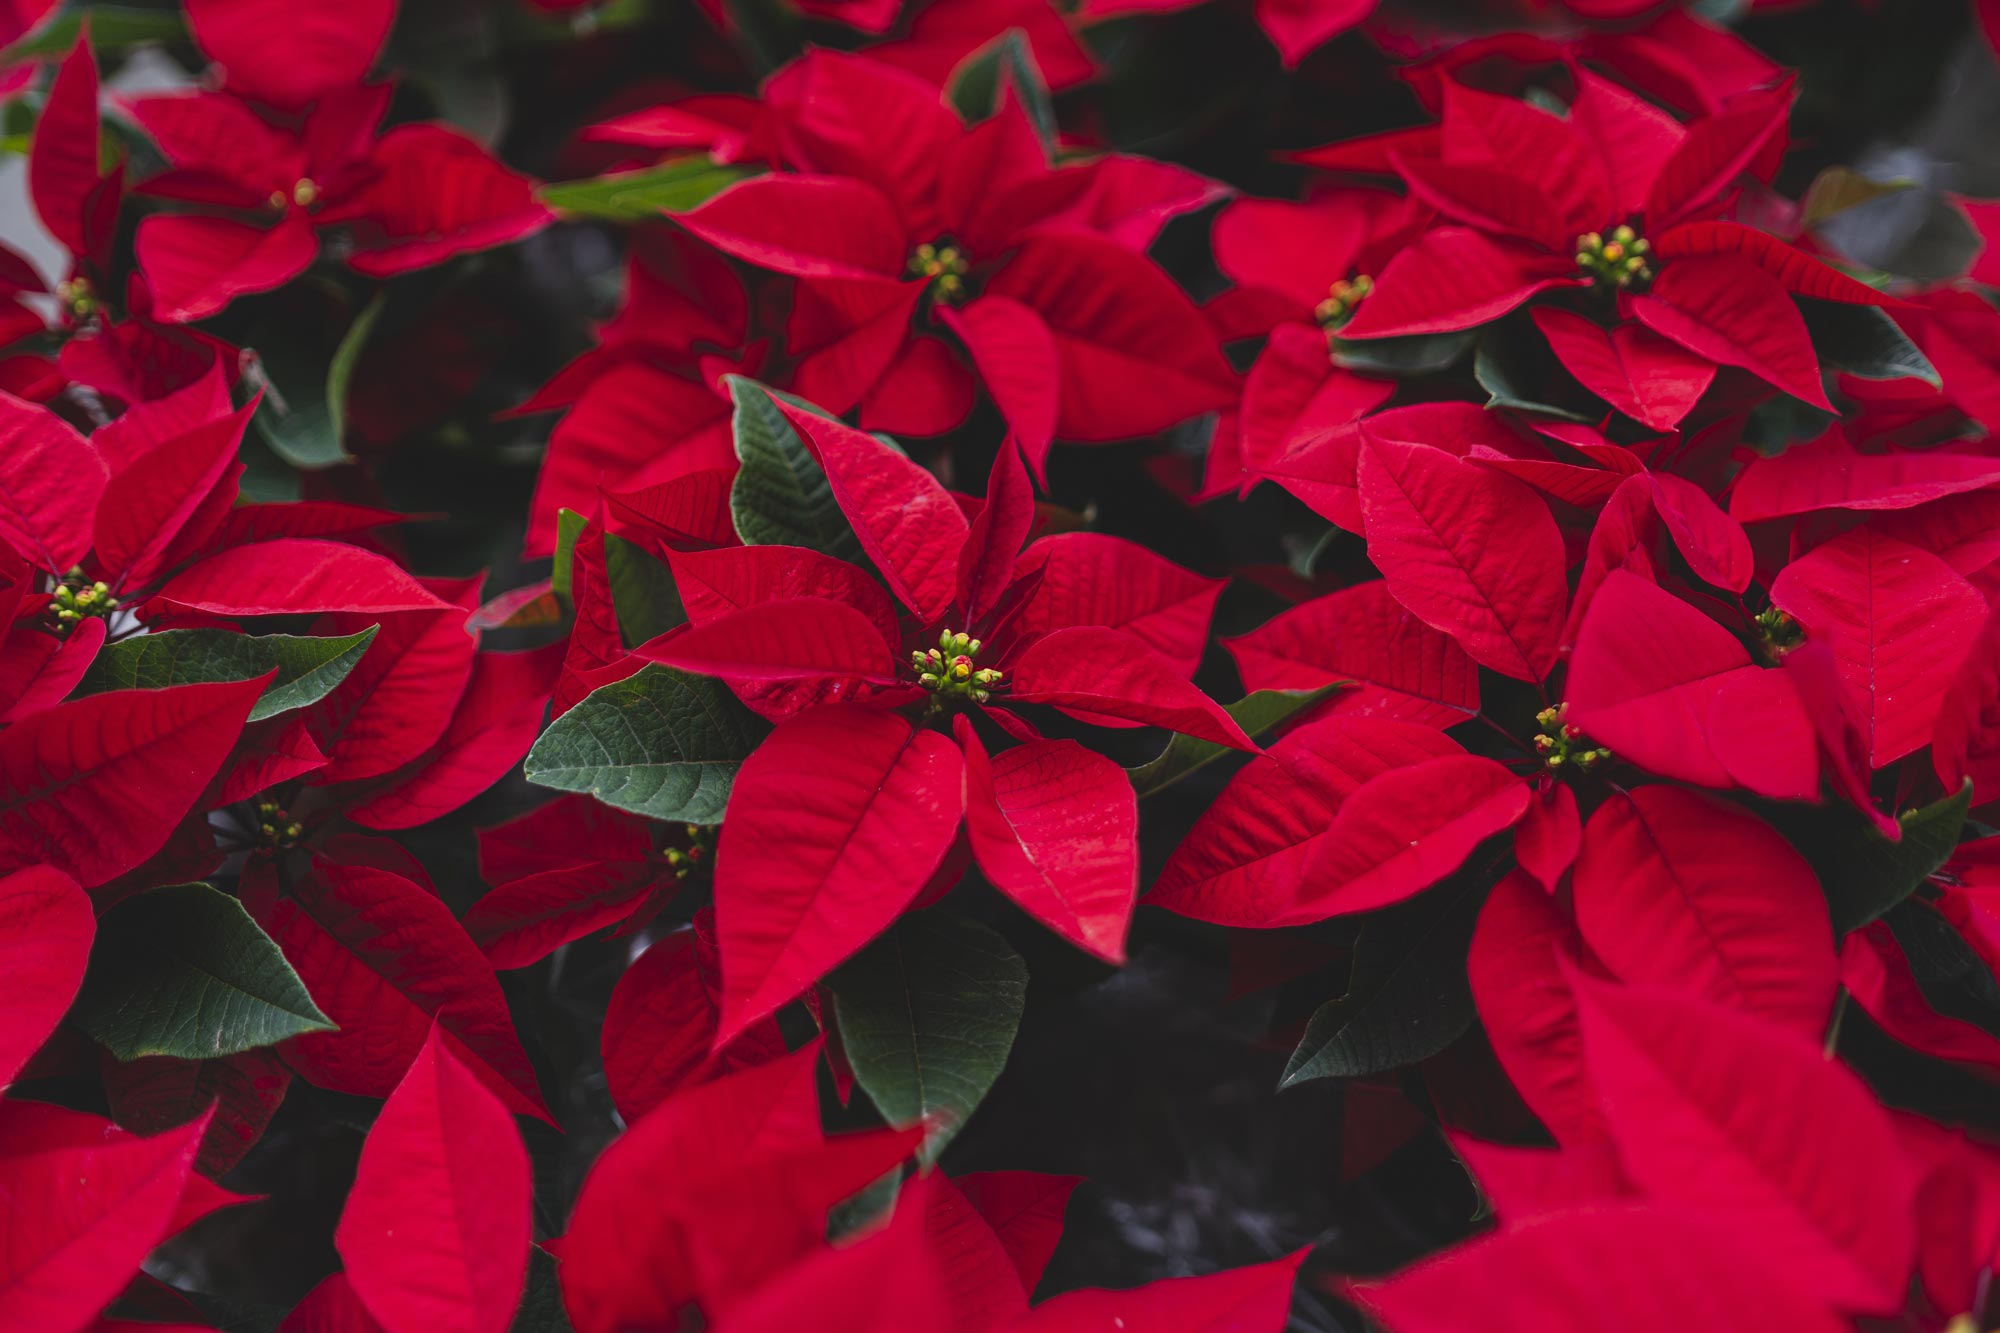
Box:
254 800 305 849
663 824 716 881
1534 703 1611 773
908 242 970 304
913 629 1004 703
1575 225 1653 289
51 579 117 630
1755 605 1805 657
1314 274 1374 330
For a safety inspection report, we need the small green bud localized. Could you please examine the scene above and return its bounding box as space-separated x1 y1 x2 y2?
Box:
1575 224 1654 290
913 628 1004 704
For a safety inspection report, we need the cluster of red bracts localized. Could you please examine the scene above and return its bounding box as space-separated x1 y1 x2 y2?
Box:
6 1 2000 1332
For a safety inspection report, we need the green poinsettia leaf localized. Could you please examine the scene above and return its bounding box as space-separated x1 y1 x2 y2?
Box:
509 1246 574 1333
523 664 768 823
726 377 865 562
948 28 1057 151
1776 781 1970 936
1473 326 1594 422
538 158 758 220
1800 298 1941 388
78 626 379 722
1800 166 1916 228
1282 878 1485 1087
551 508 590 605
1 6 187 62
1128 685 1341 798
73 883 334 1061
1333 328 1477 377
604 532 685 646
1883 897 2000 1041
251 292 385 471
830 910 1028 1164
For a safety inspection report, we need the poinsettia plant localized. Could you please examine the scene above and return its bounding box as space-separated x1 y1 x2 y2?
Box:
6 0 2000 1331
